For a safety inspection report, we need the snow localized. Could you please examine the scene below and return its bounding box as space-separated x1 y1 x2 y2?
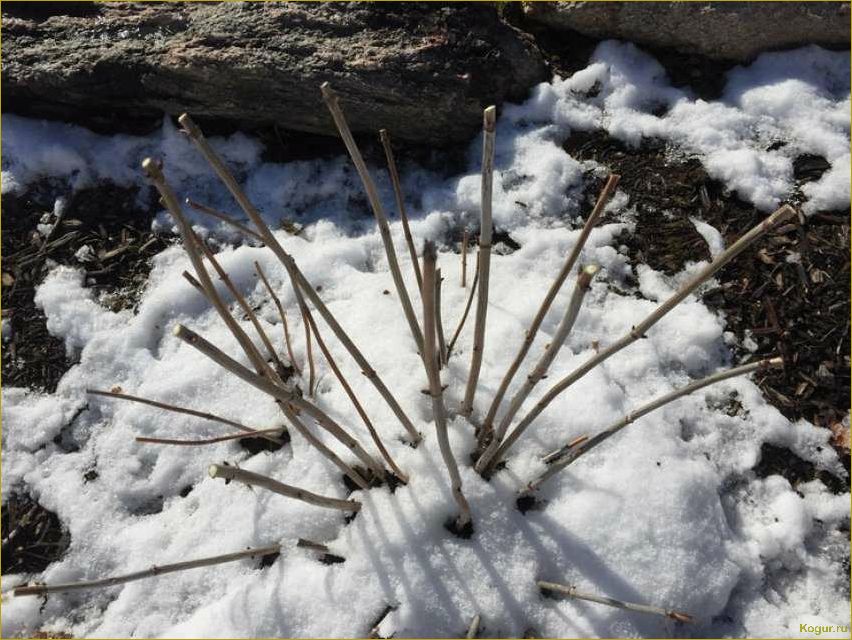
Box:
2 43 849 638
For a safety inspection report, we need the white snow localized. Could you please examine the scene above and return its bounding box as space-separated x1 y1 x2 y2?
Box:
1 42 849 638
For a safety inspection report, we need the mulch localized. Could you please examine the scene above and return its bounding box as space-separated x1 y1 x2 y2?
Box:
565 130 850 489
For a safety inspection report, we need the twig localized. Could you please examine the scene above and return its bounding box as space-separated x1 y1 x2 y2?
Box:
461 106 497 417
208 464 361 512
321 84 424 354
488 204 797 470
435 268 447 368
466 613 481 638
173 324 386 480
522 357 783 494
461 229 469 288
476 265 599 472
380 128 422 292
177 113 420 444
182 270 205 295
193 232 285 374
14 544 281 597
255 261 301 375
86 388 283 444
142 158 278 385
301 294 316 396
292 275 409 482
185 198 265 243
422 241 472 530
541 435 588 465
481 175 620 446
537 581 693 623
135 428 283 446
447 251 480 359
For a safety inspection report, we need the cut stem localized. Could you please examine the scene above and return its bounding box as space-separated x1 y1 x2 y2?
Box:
193 232 285 374
488 204 796 470
255 261 301 375
422 241 472 530
86 389 283 444
466 614 481 639
135 428 283 446
537 581 693 623
209 464 361 512
185 198 265 243
481 175 620 445
293 275 408 482
523 357 783 494
177 113 420 444
322 84 424 354
142 158 278 385
476 264 599 473
173 324 386 480
461 106 497 417
14 544 281 597
380 128 422 293
447 251 480 359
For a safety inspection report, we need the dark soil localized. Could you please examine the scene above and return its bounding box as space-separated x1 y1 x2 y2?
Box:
1 494 70 574
2 183 170 390
564 129 850 491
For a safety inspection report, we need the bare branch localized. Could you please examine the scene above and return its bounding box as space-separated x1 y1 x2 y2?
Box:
380 128 422 292
255 261 302 375
173 324 386 480
422 241 472 530
447 251 480 359
538 581 693 623
135 428 283 446
522 357 783 494
321 84 424 354
209 464 361 512
461 106 497 417
490 205 796 468
476 264 599 473
435 268 447 368
292 274 409 482
86 388 283 445
14 544 281 597
461 229 469 288
185 198 265 243
481 175 620 444
177 113 420 444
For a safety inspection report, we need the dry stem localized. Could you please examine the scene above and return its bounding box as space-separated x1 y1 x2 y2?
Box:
209 464 361 512
488 204 796 471
185 198 265 243
321 84 424 354
135 428 282 446
461 229 469 288
537 581 692 623
14 544 281 597
422 241 472 529
142 158 278 385
380 128 422 292
435 268 447 368
523 357 783 494
193 232 285 374
255 261 301 375
86 388 283 444
461 106 497 416
447 251 480 359
173 324 385 480
480 174 620 444
292 275 408 482
177 113 420 444
476 264 599 472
